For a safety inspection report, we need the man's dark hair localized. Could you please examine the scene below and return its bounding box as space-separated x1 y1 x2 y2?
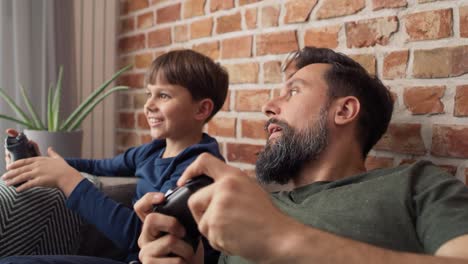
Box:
146 49 229 122
283 47 394 157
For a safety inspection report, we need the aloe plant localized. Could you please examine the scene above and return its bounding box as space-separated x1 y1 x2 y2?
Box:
0 65 131 132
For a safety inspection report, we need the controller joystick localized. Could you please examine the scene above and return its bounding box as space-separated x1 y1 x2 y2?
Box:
153 175 213 252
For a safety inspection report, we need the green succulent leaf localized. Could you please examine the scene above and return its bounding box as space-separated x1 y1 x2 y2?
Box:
65 86 128 131
51 66 64 131
61 64 131 131
19 84 45 130
0 114 35 128
0 88 34 126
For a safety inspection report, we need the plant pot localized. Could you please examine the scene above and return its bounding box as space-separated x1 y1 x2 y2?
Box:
24 129 83 158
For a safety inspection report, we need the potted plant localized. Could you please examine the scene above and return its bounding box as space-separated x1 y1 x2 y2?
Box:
0 65 131 157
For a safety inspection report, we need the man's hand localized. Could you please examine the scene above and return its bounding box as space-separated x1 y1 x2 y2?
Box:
179 153 296 263
135 193 203 264
1 147 82 196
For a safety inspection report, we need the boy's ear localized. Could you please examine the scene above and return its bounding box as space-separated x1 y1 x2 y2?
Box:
195 99 214 121
333 96 360 126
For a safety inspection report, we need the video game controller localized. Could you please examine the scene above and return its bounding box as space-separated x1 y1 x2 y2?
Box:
153 175 213 252
4 132 39 187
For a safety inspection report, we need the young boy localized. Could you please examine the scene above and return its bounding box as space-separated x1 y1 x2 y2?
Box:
1 49 229 263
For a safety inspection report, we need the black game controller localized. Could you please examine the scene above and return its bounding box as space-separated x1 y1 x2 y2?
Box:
153 175 213 252
4 132 39 187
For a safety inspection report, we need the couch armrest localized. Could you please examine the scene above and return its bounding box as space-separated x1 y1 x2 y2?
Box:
98 176 138 208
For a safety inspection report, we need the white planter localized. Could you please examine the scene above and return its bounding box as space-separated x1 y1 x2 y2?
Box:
24 129 83 158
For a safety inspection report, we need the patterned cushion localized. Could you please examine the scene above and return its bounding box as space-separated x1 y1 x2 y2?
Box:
0 180 83 256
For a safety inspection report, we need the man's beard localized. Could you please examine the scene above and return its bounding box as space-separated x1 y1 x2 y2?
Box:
255 110 329 185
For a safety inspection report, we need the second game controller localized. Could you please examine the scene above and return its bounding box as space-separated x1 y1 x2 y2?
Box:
4 132 39 187
153 175 213 252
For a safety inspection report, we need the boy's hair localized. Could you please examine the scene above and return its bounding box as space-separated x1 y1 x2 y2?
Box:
146 49 229 122
283 47 394 158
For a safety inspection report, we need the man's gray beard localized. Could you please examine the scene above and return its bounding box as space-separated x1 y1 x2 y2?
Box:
255 113 329 185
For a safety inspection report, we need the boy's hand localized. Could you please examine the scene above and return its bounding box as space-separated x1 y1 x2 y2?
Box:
135 193 203 264
1 147 83 196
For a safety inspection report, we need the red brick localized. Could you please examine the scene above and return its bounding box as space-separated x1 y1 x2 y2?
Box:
285 0 318 24
210 0 234 12
460 6 468 38
225 63 259 84
134 53 153 69
454 85 468 117
365 156 394 171
117 73 145 88
317 0 365 19
432 125 468 158
193 41 220 60
217 12 242 34
346 16 398 48
174 25 189 43
383 50 409 79
374 123 426 155
241 119 267 139
183 0 205 18
116 132 138 149
438 165 458 176
190 18 213 39
120 18 135 34
245 8 257 29
207 117 236 137
304 25 340 49
221 36 252 59
261 5 280 28
257 31 298 56
465 168 468 185
413 45 468 78
263 61 282 83
121 0 149 14
118 112 135 129
349 54 376 76
148 28 171 48
118 34 145 53
239 0 261 5
119 56 134 70
405 9 452 41
403 86 445 115
137 12 154 29
137 112 150 129
235 90 270 112
221 90 231 111
117 92 133 109
372 0 407 10
157 3 181 24
134 93 148 109
226 143 264 164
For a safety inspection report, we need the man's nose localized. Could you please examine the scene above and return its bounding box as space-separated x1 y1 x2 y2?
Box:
262 97 281 117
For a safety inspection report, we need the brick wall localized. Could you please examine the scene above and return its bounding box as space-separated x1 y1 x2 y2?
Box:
116 0 468 182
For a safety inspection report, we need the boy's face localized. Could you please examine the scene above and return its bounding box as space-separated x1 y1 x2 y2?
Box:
144 79 200 141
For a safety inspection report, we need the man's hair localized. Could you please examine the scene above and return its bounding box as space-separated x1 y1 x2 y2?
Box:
146 49 229 121
283 47 394 157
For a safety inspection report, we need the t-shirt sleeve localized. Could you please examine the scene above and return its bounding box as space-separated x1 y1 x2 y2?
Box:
412 162 468 253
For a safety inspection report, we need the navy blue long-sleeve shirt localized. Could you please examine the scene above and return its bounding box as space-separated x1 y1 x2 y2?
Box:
64 133 223 261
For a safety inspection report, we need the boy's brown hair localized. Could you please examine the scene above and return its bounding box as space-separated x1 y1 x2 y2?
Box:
146 49 229 122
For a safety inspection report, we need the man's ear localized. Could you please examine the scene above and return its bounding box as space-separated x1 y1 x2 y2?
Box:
333 96 360 126
195 99 214 121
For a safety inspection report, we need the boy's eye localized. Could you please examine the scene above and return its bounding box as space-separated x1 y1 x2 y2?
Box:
289 89 298 96
159 93 170 99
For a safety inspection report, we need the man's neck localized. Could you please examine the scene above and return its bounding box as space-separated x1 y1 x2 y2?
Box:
291 142 367 188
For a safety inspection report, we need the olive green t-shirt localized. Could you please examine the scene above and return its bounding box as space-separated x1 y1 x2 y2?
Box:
219 161 468 264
